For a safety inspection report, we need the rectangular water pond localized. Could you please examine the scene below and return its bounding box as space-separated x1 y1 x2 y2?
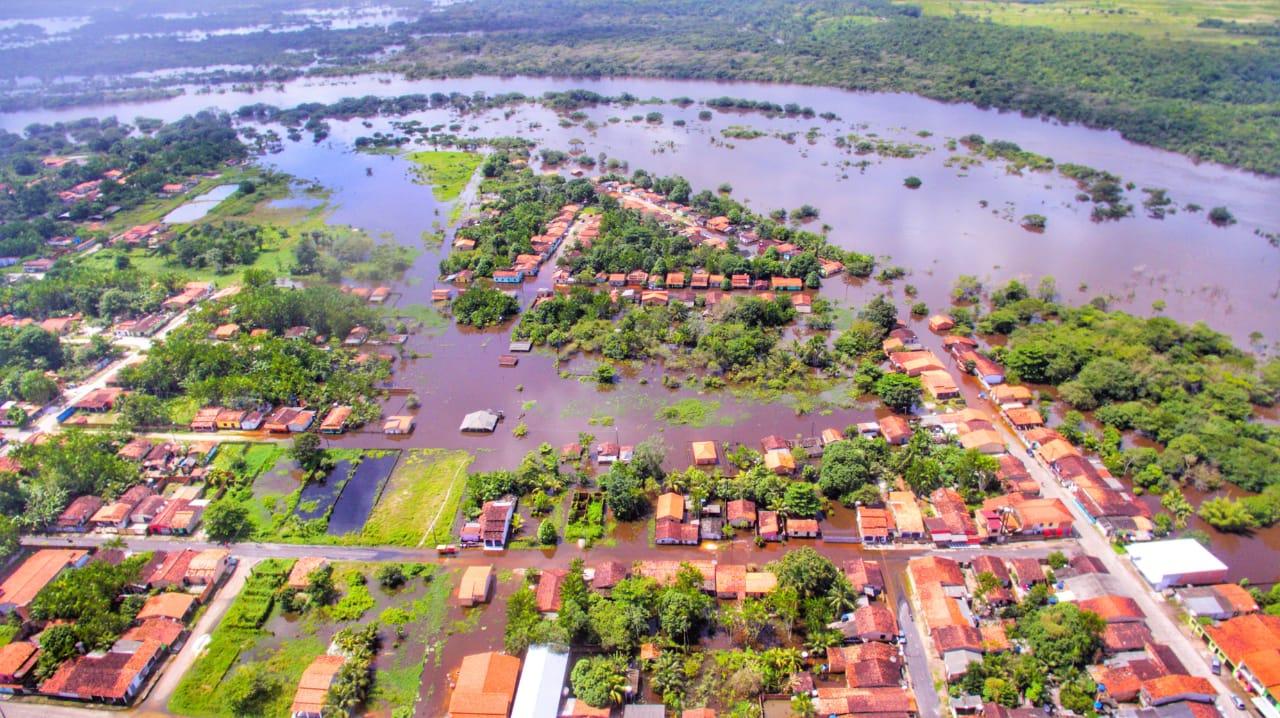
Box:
293 460 353 522
325 451 400 535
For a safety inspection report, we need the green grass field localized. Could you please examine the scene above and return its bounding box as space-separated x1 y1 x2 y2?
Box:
899 0 1280 43
407 150 483 202
355 449 473 547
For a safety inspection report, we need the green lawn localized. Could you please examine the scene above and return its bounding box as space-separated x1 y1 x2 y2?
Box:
355 449 473 547
899 0 1280 44
407 150 483 202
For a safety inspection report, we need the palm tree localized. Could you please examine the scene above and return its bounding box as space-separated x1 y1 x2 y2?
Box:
791 693 818 718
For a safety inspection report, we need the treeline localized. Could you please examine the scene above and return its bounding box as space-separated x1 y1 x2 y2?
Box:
1 112 245 241
397 0 1280 174
976 281 1280 493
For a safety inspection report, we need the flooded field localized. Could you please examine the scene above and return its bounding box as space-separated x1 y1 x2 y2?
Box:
163 183 240 223
3 74 1278 692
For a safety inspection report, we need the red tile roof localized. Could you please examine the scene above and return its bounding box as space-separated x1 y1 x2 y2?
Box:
1205 613 1280 665
39 639 163 701
1140 674 1215 705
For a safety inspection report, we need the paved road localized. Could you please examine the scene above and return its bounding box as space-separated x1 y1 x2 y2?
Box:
135 558 258 716
995 423 1249 718
879 555 940 717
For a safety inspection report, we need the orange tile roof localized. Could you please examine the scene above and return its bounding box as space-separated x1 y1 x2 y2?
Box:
716 564 745 596
908 555 964 588
1206 613 1280 665
691 441 718 464
449 652 521 718
291 654 346 715
0 641 38 677
458 565 494 606
1078 595 1144 623
1211 583 1260 615
136 592 197 622
287 557 329 590
1141 674 1215 704
657 492 685 522
121 617 184 646
0 549 88 612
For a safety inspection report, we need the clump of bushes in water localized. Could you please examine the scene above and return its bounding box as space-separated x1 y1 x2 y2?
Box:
1022 214 1047 231
903 176 922 188
1209 206 1236 226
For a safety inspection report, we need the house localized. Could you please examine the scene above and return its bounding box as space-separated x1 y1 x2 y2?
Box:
318 406 351 434
369 286 390 304
991 384 1034 406
1078 595 1144 623
700 516 724 541
763 448 795 475
655 518 700 546
926 488 980 546
887 491 925 540
1204 613 1280 707
656 492 685 522
291 654 347 718
690 270 710 289
666 272 686 288
460 410 501 433
958 429 1005 455
22 258 55 273
878 415 912 445
38 638 164 704
1007 557 1045 588
287 410 316 433
89 501 135 531
493 269 524 283
592 561 629 593
214 408 245 430
857 507 893 544
148 498 204 536
821 427 845 445
136 592 197 624
1177 584 1259 620
0 549 90 617
928 314 955 332
186 549 230 585
241 411 264 430
730 273 751 290
287 557 330 590
770 276 803 291
758 510 781 541
72 387 123 413
448 652 521 718
1004 406 1045 430
458 565 495 606
343 326 370 346
1009 498 1074 537
0 641 39 691
480 500 515 550
727 499 757 528
788 518 820 539
55 496 104 532
211 323 240 341
921 370 961 401
1126 539 1228 590
818 258 844 277
190 406 221 432
162 281 213 311
843 559 885 596
691 441 718 465
835 603 898 643
535 570 567 613
1139 675 1216 707
382 415 415 435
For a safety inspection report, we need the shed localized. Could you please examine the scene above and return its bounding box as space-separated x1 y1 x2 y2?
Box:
458 565 495 606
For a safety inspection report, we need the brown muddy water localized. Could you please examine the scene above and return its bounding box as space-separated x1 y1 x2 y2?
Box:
3 74 1278 711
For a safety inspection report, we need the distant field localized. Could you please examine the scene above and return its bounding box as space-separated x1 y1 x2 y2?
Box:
407 150 482 202
899 0 1280 43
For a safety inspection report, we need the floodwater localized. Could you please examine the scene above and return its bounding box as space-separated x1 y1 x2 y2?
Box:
2 74 1278 701
162 183 239 223
326 451 401 535
294 459 352 521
